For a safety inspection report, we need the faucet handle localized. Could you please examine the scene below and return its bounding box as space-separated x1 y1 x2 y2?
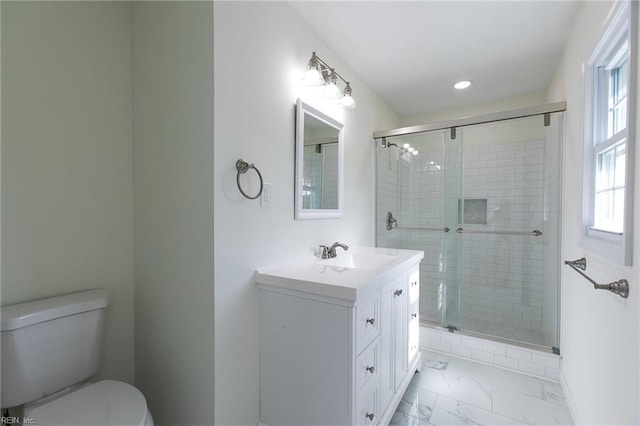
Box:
319 245 330 259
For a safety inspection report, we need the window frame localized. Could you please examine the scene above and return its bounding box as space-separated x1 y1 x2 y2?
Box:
581 0 637 265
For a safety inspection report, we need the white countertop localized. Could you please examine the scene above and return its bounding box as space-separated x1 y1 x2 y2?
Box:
254 246 424 302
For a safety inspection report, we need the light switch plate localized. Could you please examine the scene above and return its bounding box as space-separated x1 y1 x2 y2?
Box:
261 183 272 207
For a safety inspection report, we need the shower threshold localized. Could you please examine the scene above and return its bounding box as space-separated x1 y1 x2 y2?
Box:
419 322 563 382
420 320 556 354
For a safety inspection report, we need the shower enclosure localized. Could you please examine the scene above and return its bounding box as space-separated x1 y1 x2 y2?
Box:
375 104 564 350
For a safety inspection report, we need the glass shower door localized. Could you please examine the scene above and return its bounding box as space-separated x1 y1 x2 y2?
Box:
442 130 463 330
449 115 561 348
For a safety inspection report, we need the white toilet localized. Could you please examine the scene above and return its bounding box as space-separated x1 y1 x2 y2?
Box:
1 289 153 425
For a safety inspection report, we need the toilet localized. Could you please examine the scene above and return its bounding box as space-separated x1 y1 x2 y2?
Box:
1 289 153 425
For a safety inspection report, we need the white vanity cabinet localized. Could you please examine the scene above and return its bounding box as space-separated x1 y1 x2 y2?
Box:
255 247 423 426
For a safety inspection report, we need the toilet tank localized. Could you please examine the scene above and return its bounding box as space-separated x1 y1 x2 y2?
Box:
1 289 109 408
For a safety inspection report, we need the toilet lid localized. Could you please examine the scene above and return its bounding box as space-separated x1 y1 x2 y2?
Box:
28 380 149 426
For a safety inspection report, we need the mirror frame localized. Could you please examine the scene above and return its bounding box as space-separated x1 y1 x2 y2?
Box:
295 99 344 220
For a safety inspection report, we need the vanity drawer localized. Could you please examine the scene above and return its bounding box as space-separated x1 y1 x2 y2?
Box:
356 384 378 426
356 340 378 391
356 296 380 353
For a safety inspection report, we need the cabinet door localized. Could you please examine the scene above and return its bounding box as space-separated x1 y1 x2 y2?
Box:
392 279 408 390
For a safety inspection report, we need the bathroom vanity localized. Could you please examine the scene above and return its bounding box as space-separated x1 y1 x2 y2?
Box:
255 247 423 426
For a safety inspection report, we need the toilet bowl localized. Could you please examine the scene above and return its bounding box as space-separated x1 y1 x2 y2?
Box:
1 290 154 425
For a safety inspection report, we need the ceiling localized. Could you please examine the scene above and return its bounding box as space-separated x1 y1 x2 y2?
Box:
288 1 581 118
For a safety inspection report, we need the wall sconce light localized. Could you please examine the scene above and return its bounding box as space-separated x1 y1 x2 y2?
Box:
303 52 356 110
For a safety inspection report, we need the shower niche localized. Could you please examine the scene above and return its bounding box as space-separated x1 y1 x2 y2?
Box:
375 105 564 350
459 199 488 225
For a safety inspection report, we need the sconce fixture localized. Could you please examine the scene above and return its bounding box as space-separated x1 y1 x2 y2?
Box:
303 51 356 110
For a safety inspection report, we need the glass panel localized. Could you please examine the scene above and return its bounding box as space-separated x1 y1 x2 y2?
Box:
455 114 560 347
443 131 463 330
608 59 628 137
614 143 626 186
594 140 626 233
375 131 447 326
542 112 563 349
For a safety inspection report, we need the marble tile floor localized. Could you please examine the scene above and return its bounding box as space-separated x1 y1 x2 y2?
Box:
391 349 573 426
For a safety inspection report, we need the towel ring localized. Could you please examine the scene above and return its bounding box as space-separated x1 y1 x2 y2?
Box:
236 159 263 200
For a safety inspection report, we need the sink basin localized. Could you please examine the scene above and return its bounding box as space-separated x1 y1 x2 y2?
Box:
319 252 398 270
255 246 424 301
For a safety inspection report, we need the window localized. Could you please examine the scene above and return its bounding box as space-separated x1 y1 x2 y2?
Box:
582 0 636 265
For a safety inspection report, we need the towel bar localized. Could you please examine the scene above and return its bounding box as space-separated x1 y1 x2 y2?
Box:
564 258 629 299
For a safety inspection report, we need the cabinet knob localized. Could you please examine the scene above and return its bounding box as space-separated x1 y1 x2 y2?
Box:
365 413 375 421
366 318 375 325
411 313 417 318
366 365 375 373
394 289 403 296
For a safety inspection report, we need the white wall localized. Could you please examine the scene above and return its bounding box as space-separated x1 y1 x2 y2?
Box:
131 2 214 425
213 2 398 424
548 1 640 423
1 1 134 383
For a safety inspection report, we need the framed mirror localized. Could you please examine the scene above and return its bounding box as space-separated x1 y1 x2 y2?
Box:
295 99 344 219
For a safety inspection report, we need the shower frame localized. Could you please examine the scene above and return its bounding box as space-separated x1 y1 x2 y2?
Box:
374 101 566 139
374 101 566 352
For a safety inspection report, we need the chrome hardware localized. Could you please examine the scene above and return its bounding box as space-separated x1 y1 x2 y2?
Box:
564 257 629 299
319 245 330 259
396 225 449 232
373 102 566 140
411 313 417 318
394 289 403 296
366 318 375 325
455 227 543 237
565 257 586 270
320 242 348 259
235 159 264 200
366 366 375 373
321 242 349 259
386 211 398 231
365 413 375 421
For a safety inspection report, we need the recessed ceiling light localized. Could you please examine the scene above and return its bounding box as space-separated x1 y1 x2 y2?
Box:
454 80 472 90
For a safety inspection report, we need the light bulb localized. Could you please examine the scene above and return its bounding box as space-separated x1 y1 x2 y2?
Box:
338 93 356 109
322 82 341 99
303 52 325 86
303 68 324 86
322 70 341 99
403 143 410 149
338 82 356 109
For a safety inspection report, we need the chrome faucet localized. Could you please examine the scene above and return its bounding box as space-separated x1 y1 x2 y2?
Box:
319 242 349 259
